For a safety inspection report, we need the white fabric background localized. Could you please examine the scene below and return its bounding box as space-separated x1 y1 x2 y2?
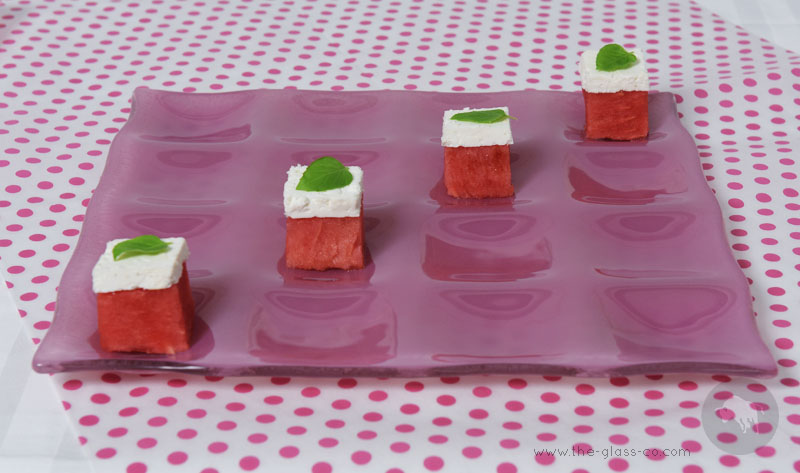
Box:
0 0 797 471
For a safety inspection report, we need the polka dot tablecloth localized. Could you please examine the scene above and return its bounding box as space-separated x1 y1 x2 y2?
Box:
1 0 799 472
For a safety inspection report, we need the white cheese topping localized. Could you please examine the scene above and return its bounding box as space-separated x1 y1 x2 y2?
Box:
441 107 514 148
92 237 189 293
283 164 363 219
579 48 649 93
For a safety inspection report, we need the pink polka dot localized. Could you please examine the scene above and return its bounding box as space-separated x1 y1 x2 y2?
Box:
497 462 518 473
147 416 167 427
158 396 177 407
248 433 268 444
508 378 527 389
319 437 339 448
96 448 116 459
256 414 275 424
91 393 110 404
63 379 82 390
681 440 702 453
505 400 524 411
177 429 196 440
264 395 283 405
102 373 121 383
338 378 357 388
167 451 187 465
208 441 229 454
469 409 488 419
424 456 444 471
369 390 388 401
263 439 292 457
351 450 371 465
645 426 665 436
312 462 332 473
80 415 99 426
541 392 560 403
609 458 629 471
119 407 139 417
681 416 701 428
610 397 629 408
239 456 260 471
167 379 187 388
234 383 253 393
463 446 482 459
108 427 128 438
217 420 236 431
137 438 157 449
127 463 147 473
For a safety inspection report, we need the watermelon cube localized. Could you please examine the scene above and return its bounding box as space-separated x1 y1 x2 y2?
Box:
443 145 514 198
92 236 194 354
441 107 515 199
579 47 649 141
583 90 648 140
283 161 366 271
285 214 365 270
97 264 194 354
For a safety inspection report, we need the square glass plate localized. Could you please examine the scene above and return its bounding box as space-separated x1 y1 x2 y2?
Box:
33 88 776 377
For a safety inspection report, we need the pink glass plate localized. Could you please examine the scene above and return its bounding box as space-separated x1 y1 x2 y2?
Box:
33 88 776 377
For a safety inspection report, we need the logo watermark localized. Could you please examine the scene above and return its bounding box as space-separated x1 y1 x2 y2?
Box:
701 378 779 455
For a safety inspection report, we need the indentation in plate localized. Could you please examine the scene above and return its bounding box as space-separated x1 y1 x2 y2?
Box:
142 125 251 143
430 93 496 107
568 149 688 205
121 213 222 238
277 253 375 287
153 90 258 120
248 289 396 365
289 149 380 168
292 92 378 114
569 167 676 205
427 286 564 362
439 288 553 321
602 285 733 335
597 211 695 242
136 197 229 206
422 212 551 281
595 268 705 279
586 150 665 169
280 137 387 145
156 150 233 168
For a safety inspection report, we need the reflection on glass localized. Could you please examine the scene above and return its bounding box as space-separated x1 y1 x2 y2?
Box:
597 211 695 242
422 213 551 281
249 289 396 365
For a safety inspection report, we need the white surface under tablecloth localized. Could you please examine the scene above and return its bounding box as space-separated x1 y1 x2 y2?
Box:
0 0 797 472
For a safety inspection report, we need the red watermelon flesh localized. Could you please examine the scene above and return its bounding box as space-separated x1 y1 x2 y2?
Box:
444 144 514 199
285 214 365 271
583 89 648 140
96 263 194 354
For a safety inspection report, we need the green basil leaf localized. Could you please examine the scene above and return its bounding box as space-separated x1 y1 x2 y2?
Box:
113 235 171 261
296 156 354 192
450 109 514 124
595 43 638 72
